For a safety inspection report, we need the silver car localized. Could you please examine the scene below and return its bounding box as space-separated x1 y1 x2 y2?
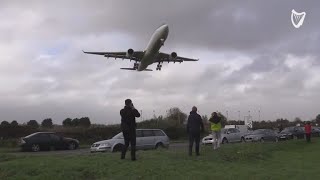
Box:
245 129 279 142
202 128 247 145
90 129 170 153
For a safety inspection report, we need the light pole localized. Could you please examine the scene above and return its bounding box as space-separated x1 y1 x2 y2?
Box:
226 110 229 121
178 110 181 125
258 110 261 121
238 111 240 121
141 110 143 121
154 110 157 126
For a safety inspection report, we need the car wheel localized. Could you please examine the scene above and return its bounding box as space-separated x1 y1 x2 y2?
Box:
155 142 164 149
260 138 264 143
68 142 76 150
222 138 228 144
112 144 123 152
241 137 246 143
31 144 40 152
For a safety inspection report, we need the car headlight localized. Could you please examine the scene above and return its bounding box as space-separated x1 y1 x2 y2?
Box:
101 143 111 147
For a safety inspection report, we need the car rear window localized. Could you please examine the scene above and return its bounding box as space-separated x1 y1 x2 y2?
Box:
153 130 165 136
143 130 154 137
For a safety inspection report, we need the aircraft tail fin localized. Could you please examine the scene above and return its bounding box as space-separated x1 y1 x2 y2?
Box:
120 68 153 71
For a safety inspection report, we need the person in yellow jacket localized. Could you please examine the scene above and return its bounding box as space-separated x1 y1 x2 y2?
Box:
209 112 222 150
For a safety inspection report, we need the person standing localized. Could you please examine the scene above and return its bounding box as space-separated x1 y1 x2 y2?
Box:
186 106 204 156
279 124 284 133
120 99 140 161
304 121 312 143
209 112 222 150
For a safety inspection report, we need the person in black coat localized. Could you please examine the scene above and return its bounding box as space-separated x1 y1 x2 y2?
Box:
186 106 204 156
120 99 140 161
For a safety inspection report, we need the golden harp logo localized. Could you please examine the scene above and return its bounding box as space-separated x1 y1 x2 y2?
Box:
291 9 306 28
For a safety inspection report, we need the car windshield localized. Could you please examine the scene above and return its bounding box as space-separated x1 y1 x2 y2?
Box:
281 127 293 133
112 133 123 139
24 132 39 138
252 129 265 134
221 129 227 133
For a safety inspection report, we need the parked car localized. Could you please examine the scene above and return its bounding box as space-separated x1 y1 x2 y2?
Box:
224 125 249 134
278 126 305 140
19 132 79 152
311 127 320 137
202 128 247 145
244 129 279 142
90 129 170 153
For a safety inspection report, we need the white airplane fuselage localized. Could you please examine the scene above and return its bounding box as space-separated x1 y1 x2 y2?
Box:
137 24 169 71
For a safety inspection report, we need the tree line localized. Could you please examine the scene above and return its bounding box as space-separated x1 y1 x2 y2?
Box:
0 117 91 129
1 108 319 142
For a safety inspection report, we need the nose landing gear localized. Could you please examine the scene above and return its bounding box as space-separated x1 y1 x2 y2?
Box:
160 38 164 46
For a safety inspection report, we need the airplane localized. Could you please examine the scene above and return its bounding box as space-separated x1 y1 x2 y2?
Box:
83 24 199 71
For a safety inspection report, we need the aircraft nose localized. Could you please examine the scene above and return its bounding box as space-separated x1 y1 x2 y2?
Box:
162 24 169 36
163 24 169 32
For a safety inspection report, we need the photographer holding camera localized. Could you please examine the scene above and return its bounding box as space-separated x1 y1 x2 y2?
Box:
120 99 141 161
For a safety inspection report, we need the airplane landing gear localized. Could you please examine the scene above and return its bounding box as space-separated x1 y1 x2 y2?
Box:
133 62 139 70
160 38 164 46
156 63 162 71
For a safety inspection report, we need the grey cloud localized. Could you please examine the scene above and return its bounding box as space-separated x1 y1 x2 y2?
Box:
2 1 319 55
0 1 319 124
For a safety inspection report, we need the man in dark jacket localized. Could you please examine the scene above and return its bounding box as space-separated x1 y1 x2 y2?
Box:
187 106 204 156
120 99 140 161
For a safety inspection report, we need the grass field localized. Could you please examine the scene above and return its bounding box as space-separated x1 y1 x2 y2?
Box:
0 139 319 180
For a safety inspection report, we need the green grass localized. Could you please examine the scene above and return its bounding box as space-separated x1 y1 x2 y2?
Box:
1 139 320 180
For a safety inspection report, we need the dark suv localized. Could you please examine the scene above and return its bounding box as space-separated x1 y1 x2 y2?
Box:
311 127 320 137
278 126 305 140
19 132 79 152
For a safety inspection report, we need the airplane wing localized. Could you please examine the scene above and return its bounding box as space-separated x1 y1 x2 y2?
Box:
83 50 144 61
155 52 199 63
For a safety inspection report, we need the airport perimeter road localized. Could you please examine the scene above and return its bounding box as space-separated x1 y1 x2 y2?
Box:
7 143 189 156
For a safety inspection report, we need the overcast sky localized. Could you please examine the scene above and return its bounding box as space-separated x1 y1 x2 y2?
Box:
1 0 319 124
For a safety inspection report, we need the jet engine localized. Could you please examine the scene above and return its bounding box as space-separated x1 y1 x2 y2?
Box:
169 52 177 60
126 48 134 58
